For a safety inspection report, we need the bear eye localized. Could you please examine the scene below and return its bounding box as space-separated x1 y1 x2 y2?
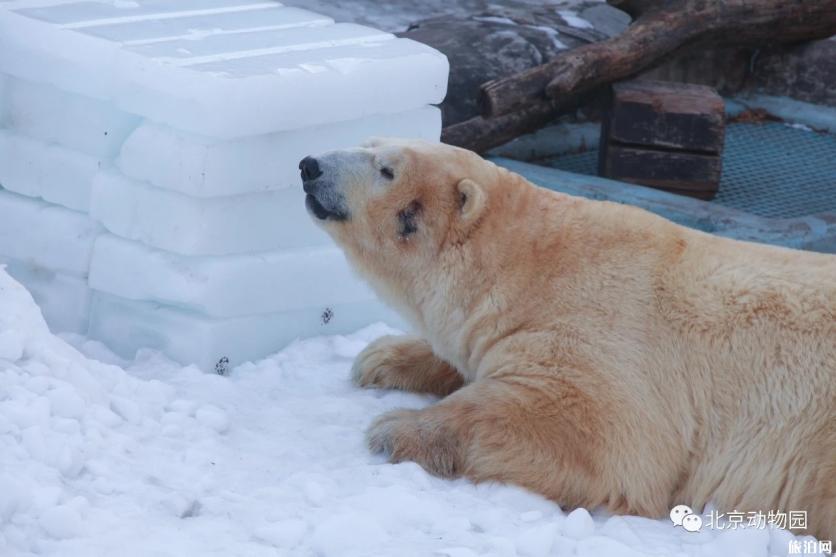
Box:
380 166 395 180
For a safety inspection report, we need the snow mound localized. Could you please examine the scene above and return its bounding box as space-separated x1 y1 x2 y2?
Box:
0 269 819 556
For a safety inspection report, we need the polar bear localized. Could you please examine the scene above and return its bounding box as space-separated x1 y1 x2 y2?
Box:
299 138 835 540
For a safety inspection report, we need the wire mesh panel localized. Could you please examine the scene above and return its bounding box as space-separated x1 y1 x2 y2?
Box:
541 122 836 219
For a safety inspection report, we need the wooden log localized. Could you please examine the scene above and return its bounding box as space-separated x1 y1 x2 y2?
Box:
599 146 723 198
441 99 569 153
598 80 725 199
398 14 590 127
607 81 724 153
479 0 836 119
607 0 666 19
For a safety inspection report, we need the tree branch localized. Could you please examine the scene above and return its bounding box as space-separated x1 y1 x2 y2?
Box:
480 0 836 119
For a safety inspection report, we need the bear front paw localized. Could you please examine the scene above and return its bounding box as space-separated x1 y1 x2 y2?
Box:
350 335 405 388
351 335 463 396
366 408 461 478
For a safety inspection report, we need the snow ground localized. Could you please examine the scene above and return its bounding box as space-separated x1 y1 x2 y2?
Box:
0 268 825 557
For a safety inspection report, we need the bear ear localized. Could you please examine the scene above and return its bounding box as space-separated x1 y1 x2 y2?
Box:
362 136 391 149
457 178 487 223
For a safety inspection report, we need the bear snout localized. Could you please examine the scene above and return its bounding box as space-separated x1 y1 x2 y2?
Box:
299 156 323 183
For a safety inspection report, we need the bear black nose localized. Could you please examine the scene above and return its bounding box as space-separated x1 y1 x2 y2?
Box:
299 156 322 182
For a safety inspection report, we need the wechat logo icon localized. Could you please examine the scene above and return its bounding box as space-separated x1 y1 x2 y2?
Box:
670 505 702 533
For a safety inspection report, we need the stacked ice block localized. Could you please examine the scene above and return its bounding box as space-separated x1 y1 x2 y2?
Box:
0 0 448 369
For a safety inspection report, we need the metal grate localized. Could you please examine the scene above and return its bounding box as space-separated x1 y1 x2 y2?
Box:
540 122 836 219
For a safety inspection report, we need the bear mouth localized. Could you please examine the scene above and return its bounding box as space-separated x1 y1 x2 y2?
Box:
306 193 347 221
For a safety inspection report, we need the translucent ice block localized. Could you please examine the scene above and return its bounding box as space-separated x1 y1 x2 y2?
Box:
117 106 441 197
0 257 91 334
16 0 281 24
0 2 449 138
125 22 391 64
0 74 7 125
0 189 102 275
89 234 376 318
89 170 328 255
88 292 405 370
0 130 99 211
80 6 332 46
3 75 141 158
183 40 448 136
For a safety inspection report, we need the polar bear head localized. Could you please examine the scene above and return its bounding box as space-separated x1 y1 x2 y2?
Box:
299 138 497 273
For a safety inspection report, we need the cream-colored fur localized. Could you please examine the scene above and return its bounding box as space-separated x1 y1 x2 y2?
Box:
304 138 835 540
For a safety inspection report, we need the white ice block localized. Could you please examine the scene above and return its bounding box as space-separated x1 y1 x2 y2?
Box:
125 22 391 64
88 292 404 370
0 130 99 211
89 234 376 318
0 74 7 125
117 106 441 197
79 6 333 46
0 2 449 138
12 0 282 24
90 169 328 255
3 76 140 158
0 188 102 275
0 257 91 334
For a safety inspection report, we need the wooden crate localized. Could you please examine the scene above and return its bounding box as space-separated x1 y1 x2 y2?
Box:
599 80 725 199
